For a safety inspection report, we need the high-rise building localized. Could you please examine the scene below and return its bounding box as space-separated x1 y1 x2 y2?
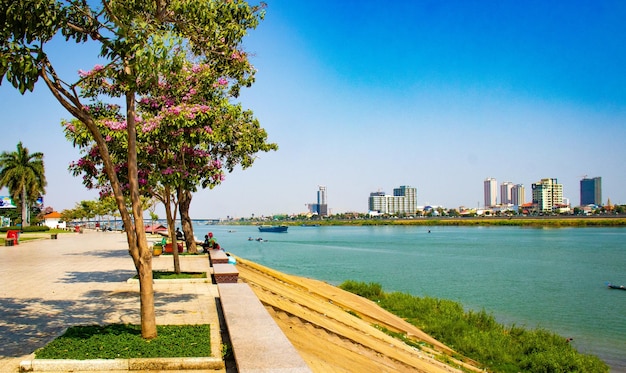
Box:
317 185 328 216
580 177 602 206
511 184 525 206
368 186 417 215
307 186 328 216
393 185 417 213
368 191 387 213
532 178 563 212
484 178 497 207
500 182 514 205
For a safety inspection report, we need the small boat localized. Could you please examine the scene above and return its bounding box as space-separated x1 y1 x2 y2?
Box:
607 282 626 291
258 225 288 233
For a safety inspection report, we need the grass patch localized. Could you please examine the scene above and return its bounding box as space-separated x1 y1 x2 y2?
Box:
152 271 206 279
131 271 206 280
35 324 211 359
162 251 206 256
340 281 609 373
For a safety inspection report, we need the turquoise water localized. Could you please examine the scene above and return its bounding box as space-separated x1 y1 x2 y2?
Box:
194 224 626 371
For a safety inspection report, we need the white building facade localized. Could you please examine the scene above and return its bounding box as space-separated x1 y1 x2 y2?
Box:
532 178 563 212
368 186 417 215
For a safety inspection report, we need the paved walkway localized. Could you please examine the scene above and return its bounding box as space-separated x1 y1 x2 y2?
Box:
0 230 221 372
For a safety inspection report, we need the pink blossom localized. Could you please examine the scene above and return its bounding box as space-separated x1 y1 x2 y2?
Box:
63 122 76 132
103 119 127 130
142 118 160 132
168 106 182 116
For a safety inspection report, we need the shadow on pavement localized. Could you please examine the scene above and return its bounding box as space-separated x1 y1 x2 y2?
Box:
59 270 137 283
0 286 201 358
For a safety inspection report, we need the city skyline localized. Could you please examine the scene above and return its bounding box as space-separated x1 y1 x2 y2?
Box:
2 1 626 219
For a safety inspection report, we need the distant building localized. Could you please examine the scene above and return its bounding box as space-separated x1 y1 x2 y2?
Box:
368 191 387 214
307 185 328 216
484 178 497 207
368 185 417 215
43 211 66 229
580 177 602 206
500 182 514 205
511 184 525 206
532 178 563 212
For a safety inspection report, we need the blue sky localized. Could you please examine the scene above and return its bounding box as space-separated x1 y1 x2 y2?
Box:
1 1 626 218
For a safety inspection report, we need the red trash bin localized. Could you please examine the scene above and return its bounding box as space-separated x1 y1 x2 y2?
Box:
6 230 19 245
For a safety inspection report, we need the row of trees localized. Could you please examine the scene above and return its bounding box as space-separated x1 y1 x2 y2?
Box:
1 0 275 339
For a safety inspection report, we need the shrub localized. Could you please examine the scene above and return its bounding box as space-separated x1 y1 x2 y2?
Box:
339 280 384 301
0 225 50 232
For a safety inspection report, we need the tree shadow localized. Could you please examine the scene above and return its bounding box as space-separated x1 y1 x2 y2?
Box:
59 270 137 283
0 285 202 358
65 249 130 259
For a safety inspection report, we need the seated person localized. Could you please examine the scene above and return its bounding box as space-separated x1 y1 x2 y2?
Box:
176 227 184 240
201 232 218 252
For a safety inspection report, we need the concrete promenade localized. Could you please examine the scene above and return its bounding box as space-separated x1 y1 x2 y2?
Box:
0 230 221 372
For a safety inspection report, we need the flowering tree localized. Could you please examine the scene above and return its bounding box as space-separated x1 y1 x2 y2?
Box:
0 0 266 339
65 61 276 271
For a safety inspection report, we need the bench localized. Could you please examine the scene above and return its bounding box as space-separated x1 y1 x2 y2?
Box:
208 249 229 264
4 238 15 246
212 263 239 283
218 283 312 373
50 233 58 239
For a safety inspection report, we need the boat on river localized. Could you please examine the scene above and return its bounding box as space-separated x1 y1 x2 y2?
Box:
607 282 626 291
258 225 288 233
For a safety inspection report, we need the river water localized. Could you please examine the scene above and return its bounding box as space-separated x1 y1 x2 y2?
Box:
193 223 626 371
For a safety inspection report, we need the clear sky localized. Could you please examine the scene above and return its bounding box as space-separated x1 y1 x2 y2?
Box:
1 0 626 219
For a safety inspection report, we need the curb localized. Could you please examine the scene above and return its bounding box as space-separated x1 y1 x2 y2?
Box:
20 357 224 372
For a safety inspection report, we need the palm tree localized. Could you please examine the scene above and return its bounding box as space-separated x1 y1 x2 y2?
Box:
0 142 47 227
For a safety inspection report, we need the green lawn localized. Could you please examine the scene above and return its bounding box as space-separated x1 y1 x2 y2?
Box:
35 324 211 359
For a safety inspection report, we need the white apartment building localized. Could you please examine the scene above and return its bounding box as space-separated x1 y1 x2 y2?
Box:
368 186 417 215
532 178 563 212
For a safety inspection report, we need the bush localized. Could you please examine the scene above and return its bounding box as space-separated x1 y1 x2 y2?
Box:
339 280 384 301
0 225 50 233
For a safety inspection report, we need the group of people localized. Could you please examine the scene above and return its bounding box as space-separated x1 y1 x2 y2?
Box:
174 228 220 253
202 232 220 252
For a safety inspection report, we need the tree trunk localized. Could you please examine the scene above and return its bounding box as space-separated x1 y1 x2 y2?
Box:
21 185 29 227
126 92 157 339
39 62 157 339
178 189 197 254
163 186 181 274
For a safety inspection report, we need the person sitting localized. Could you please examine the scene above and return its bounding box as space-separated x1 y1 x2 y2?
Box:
202 232 218 252
176 227 183 240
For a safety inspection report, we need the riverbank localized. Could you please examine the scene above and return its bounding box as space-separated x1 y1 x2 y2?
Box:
226 215 626 227
233 256 482 372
